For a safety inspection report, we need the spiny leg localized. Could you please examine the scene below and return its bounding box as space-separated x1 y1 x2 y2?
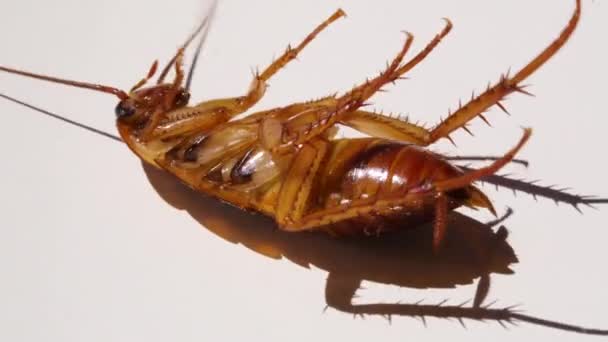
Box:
275 139 329 226
235 8 347 114
389 18 452 85
433 192 448 252
313 107 532 164
343 18 453 104
340 110 431 145
280 20 452 150
147 9 346 141
272 32 416 153
140 48 188 140
343 1 578 148
433 128 531 192
428 0 580 144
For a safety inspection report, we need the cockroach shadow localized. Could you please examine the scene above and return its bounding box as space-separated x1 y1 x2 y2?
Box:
142 162 608 335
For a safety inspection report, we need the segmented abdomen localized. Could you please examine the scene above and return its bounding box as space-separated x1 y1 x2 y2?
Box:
294 138 469 235
316 138 464 210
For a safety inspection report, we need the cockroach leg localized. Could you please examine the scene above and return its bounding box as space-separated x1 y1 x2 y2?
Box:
339 32 414 105
147 9 345 141
337 0 578 147
130 60 159 92
275 140 328 225
342 17 452 105
171 48 186 90
334 20 454 145
141 48 187 140
260 9 345 81
273 33 415 152
240 8 346 112
340 110 430 145
390 18 452 81
433 128 531 192
433 192 448 252
346 17 452 104
428 0 580 144
284 20 451 149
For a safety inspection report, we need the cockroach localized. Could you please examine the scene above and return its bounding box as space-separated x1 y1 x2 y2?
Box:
0 0 585 251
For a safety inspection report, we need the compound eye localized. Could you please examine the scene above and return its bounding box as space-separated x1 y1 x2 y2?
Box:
115 101 136 118
174 90 191 107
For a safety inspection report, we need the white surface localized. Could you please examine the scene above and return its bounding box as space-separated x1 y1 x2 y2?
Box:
1 0 607 341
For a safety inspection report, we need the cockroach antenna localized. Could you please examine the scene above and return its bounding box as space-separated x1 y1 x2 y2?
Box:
156 0 218 86
0 93 122 142
186 0 218 92
0 4 218 142
0 65 129 100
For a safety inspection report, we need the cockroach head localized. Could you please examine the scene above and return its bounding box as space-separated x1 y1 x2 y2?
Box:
114 84 190 123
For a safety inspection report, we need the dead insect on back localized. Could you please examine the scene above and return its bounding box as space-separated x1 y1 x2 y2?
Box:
0 0 583 250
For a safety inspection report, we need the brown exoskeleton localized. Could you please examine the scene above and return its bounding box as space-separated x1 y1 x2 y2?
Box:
0 0 581 251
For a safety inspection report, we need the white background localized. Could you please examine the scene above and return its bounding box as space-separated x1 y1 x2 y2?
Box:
1 0 607 341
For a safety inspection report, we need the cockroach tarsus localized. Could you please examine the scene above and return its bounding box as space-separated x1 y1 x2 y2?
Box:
0 0 595 253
